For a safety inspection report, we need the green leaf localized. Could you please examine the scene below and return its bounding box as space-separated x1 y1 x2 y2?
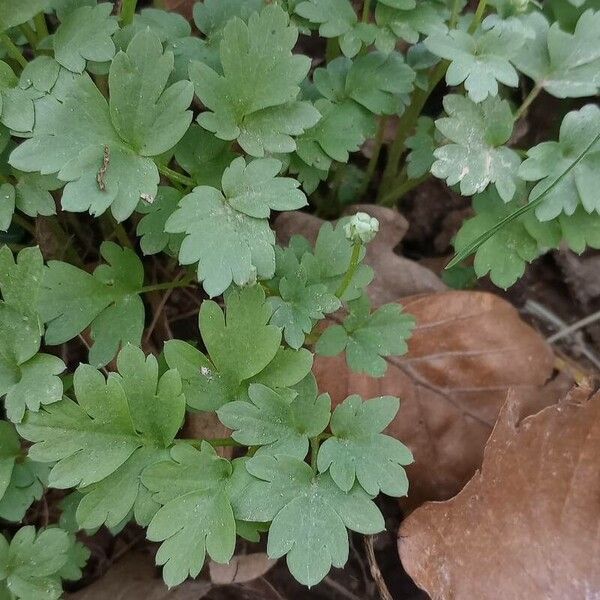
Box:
53 3 119 73
425 19 525 102
375 1 449 45
13 173 61 218
316 294 414 377
10 31 192 222
190 5 319 156
17 346 185 530
0 527 81 600
173 124 236 188
142 442 236 587
233 455 385 587
297 99 376 170
0 245 44 322
406 116 436 178
165 285 312 410
0 421 19 500
166 157 303 296
0 61 37 133
0 0 51 31
268 246 341 348
519 104 600 220
318 395 412 496
432 94 521 201
512 11 600 98
136 187 184 256
314 52 415 115
218 383 331 459
0 183 14 232
39 241 145 367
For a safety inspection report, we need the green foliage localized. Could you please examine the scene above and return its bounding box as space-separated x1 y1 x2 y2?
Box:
39 241 145 367
164 285 312 410
513 10 600 98
234 454 385 586
519 104 600 220
3 0 600 592
316 293 415 377
0 526 88 600
18 345 184 529
318 395 413 496
425 18 526 102
432 94 521 201
190 4 319 156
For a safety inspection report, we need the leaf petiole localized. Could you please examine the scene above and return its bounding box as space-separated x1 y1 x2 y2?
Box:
335 241 362 298
0 32 28 70
157 164 195 188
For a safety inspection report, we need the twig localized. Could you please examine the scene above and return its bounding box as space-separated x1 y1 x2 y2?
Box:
547 308 600 344
364 536 394 600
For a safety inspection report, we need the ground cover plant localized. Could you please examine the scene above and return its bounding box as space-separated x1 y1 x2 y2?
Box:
0 0 599 598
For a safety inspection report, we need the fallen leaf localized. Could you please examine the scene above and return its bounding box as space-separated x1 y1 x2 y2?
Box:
314 291 558 508
183 412 233 459
398 385 600 600
163 0 194 20
68 550 211 599
274 206 445 306
209 554 276 585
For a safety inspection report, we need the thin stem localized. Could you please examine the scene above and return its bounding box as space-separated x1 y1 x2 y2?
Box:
335 241 362 299
120 0 138 26
0 32 28 70
449 0 462 28
138 276 195 295
547 309 600 344
359 116 387 197
325 37 340 63
379 61 446 197
109 215 133 249
157 164 195 188
514 84 542 121
19 24 38 49
379 172 430 207
182 437 244 449
468 0 488 34
34 13 49 41
361 0 372 22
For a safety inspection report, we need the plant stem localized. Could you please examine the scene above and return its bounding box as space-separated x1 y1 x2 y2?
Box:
468 0 488 34
182 437 244 449
138 276 195 295
19 24 38 49
157 164 195 188
379 173 430 207
102 214 133 249
325 37 340 63
359 116 387 197
361 0 372 22
449 0 462 28
0 32 28 70
379 61 447 198
120 0 138 26
514 84 542 121
34 13 49 41
335 241 362 299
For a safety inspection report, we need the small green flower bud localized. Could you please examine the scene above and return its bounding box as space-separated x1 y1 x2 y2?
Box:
344 212 380 244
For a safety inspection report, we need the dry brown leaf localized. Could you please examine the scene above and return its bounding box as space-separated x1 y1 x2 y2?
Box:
314 291 558 508
274 206 445 306
209 554 276 585
67 551 211 599
183 411 233 458
163 0 194 20
398 385 600 600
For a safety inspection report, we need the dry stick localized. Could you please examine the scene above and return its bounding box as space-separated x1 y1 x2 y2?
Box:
547 308 600 345
364 536 394 600
144 286 174 344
